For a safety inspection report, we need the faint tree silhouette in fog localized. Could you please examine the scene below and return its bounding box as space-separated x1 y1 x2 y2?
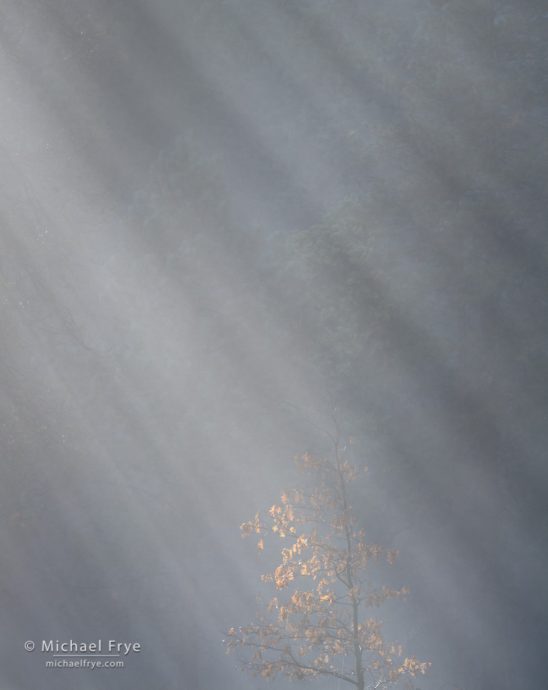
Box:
225 433 430 690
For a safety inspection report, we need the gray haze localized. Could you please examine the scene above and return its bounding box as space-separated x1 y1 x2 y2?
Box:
1 1 547 689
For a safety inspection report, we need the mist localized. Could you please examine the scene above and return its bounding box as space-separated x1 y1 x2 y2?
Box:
1 1 547 689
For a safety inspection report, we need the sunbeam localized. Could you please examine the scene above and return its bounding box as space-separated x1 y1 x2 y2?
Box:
1 1 546 690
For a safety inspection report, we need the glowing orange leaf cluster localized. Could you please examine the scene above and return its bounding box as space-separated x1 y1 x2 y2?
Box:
226 443 430 690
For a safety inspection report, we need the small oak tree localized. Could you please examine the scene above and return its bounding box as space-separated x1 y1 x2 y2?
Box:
225 438 430 690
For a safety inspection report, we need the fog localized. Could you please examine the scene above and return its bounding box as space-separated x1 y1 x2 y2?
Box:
1 1 547 689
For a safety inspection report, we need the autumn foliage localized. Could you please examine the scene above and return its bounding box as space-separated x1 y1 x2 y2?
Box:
225 441 430 689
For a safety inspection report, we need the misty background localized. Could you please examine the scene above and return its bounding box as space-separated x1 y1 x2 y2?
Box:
0 1 547 689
